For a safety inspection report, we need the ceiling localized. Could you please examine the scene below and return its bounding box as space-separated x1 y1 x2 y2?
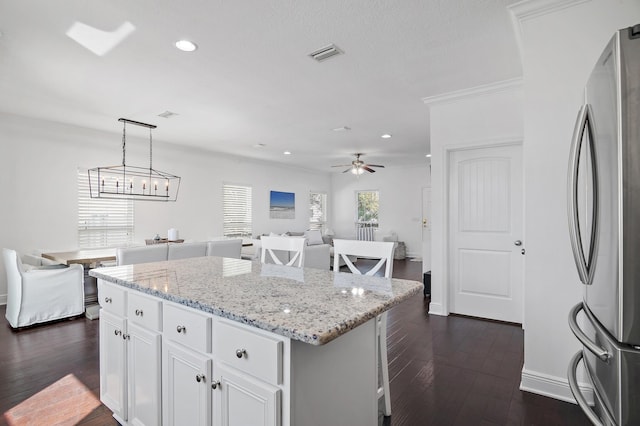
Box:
0 0 522 172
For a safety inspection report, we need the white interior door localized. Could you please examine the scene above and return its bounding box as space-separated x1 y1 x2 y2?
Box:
448 143 523 323
422 187 432 271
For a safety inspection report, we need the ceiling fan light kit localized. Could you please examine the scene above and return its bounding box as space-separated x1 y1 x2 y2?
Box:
88 118 181 201
332 153 385 176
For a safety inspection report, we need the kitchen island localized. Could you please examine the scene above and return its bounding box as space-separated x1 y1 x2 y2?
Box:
90 256 422 426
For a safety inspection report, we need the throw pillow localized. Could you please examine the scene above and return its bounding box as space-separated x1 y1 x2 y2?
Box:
304 229 324 246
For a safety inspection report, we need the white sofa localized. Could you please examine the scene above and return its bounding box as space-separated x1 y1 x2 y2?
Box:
116 239 243 266
2 248 85 328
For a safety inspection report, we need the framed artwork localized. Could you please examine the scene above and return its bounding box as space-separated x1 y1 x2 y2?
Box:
270 191 295 219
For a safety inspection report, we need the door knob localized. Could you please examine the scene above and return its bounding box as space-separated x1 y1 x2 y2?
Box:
514 240 522 246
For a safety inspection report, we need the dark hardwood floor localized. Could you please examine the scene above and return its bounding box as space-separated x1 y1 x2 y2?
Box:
0 259 589 426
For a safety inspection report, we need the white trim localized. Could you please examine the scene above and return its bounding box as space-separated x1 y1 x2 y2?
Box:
520 368 594 405
422 78 522 108
508 0 591 65
509 0 590 23
428 301 446 316
0 293 6 305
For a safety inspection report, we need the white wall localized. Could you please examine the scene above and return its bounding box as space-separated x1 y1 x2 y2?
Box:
0 113 331 302
514 0 640 402
427 85 524 317
331 165 430 258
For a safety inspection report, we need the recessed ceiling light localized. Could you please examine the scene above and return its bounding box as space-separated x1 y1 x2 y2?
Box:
175 40 197 52
426 154 432 158
381 134 392 139
284 151 291 155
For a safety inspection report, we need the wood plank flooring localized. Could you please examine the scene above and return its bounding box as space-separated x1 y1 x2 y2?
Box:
0 259 589 425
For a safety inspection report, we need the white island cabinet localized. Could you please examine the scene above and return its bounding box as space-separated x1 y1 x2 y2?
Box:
91 256 421 426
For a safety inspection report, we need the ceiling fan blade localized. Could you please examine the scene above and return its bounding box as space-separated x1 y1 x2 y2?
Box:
332 164 352 168
362 166 376 173
342 168 351 173
366 164 385 168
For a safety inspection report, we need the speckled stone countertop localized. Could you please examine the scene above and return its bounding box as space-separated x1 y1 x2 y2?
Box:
89 256 422 345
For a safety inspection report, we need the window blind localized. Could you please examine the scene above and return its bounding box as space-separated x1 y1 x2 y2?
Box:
309 192 327 231
78 169 134 248
223 184 252 237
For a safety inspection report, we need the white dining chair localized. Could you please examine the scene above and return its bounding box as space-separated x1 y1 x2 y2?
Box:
332 239 395 416
260 236 306 267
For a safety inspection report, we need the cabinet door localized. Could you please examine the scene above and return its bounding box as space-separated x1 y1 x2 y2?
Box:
100 310 127 421
213 362 281 426
127 322 162 426
163 340 212 426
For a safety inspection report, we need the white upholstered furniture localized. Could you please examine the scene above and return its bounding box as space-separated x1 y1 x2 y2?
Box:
332 239 396 416
260 236 306 267
2 248 85 328
116 239 243 266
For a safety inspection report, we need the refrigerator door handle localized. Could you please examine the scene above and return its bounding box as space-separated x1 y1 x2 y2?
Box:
568 302 611 362
568 351 614 426
567 104 599 285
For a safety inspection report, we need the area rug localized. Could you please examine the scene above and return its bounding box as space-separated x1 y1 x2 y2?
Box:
3 374 101 425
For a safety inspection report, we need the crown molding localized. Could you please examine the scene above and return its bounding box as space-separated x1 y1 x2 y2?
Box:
422 77 523 107
508 0 591 63
509 0 590 23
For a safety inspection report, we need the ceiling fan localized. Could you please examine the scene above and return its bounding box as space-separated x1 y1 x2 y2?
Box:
332 153 385 175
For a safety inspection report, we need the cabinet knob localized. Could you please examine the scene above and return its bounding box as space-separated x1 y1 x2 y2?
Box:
122 333 130 340
114 329 122 336
135 309 143 316
211 380 221 390
176 325 186 334
105 297 112 303
195 374 205 383
236 349 247 359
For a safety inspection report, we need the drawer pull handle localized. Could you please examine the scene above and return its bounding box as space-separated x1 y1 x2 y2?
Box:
236 349 247 359
211 380 221 390
195 374 205 383
105 297 112 303
135 309 143 316
114 329 122 336
176 325 186 334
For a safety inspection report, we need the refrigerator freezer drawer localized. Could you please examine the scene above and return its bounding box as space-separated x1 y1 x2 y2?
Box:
569 302 640 425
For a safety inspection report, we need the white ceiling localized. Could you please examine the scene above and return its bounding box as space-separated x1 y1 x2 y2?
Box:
0 0 522 172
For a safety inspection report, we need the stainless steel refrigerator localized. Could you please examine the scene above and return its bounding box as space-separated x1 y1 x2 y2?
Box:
566 24 640 426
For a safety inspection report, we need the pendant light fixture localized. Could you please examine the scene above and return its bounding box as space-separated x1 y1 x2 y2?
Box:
88 118 181 201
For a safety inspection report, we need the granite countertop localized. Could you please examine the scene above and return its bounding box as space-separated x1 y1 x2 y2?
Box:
89 256 422 345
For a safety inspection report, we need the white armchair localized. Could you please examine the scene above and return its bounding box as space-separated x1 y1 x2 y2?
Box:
2 248 85 328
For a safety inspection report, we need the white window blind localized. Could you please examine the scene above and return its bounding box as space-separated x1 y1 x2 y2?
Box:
223 184 252 237
78 169 134 248
309 192 327 231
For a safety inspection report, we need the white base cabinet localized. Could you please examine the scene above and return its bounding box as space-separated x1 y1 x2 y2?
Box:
99 280 380 426
214 362 281 426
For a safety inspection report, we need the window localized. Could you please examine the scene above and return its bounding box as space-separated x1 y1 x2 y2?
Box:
309 192 327 232
223 184 252 237
356 190 379 226
78 169 134 248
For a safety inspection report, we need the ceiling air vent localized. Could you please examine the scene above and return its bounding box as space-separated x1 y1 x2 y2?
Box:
158 111 179 119
309 44 344 62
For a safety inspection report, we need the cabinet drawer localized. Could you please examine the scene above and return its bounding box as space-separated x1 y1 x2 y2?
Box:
214 319 283 385
98 280 126 317
127 292 162 331
163 303 211 353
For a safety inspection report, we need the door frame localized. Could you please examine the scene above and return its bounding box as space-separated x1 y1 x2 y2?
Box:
437 138 525 318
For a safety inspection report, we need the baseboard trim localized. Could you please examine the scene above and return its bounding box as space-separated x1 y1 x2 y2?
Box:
428 302 447 316
520 368 593 405
0 294 6 306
